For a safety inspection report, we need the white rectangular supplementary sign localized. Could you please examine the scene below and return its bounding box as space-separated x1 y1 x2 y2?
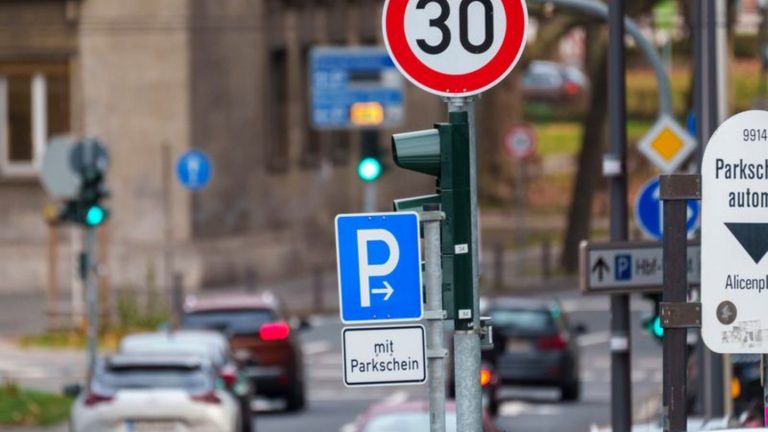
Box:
580 241 700 293
342 325 427 387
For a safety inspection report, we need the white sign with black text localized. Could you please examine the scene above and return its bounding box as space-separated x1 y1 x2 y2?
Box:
342 325 427 387
702 110 768 353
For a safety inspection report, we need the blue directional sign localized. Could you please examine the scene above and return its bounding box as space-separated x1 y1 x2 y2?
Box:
310 47 404 129
176 150 212 191
635 177 700 240
335 212 423 324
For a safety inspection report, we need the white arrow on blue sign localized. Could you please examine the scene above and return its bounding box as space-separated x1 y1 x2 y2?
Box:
335 212 423 324
176 149 212 191
635 177 700 240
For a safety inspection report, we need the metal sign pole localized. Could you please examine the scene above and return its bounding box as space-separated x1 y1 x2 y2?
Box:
84 226 98 378
659 175 699 432
423 205 447 432
447 97 482 432
607 0 632 429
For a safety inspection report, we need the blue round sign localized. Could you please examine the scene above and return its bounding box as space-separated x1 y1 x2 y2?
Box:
635 177 700 240
176 150 212 191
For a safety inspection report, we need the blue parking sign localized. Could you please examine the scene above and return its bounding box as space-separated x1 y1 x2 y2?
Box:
335 212 423 324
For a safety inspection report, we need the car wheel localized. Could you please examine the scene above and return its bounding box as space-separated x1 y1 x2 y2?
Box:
560 380 580 402
286 383 306 412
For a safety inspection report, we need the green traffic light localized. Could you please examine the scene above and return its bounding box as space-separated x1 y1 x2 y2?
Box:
85 205 107 227
651 316 664 338
358 157 382 182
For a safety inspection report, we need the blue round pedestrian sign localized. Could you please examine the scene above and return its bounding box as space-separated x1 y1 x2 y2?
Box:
635 177 700 240
176 150 212 191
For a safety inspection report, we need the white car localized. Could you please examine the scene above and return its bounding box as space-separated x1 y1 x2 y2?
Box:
70 354 241 432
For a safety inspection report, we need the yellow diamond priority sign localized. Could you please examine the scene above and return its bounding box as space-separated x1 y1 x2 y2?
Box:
637 115 696 172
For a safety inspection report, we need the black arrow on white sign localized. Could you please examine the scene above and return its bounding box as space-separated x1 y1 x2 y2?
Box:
725 223 768 264
592 257 610 281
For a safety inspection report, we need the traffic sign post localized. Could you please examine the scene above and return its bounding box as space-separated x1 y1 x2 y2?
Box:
504 125 536 276
634 177 700 240
579 241 701 294
382 1 529 429
504 125 536 161
335 212 423 324
342 325 427 387
702 111 768 354
176 150 212 191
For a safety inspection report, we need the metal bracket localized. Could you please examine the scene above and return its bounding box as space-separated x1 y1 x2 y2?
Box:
420 210 446 223
660 301 702 328
423 310 447 320
659 174 701 201
427 348 448 359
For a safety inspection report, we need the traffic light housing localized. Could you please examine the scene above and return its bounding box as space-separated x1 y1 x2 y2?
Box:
642 293 664 340
51 139 110 227
391 111 473 330
358 131 383 182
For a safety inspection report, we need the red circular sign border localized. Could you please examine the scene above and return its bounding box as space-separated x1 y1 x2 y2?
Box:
504 124 537 160
383 0 528 97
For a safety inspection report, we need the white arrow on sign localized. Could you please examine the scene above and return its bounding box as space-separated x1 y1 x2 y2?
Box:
371 281 394 301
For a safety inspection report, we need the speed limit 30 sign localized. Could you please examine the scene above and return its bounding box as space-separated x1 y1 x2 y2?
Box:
383 0 528 97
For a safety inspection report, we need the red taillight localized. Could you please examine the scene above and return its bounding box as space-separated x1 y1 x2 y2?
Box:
84 392 114 406
191 390 221 404
259 321 291 341
219 365 238 388
536 334 568 351
480 368 492 387
564 81 580 96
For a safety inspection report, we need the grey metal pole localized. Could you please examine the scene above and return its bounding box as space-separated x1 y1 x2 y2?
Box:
447 97 482 432
363 181 377 213
84 227 98 378
660 177 690 432
608 0 632 430
516 163 527 277
423 206 447 432
697 0 726 417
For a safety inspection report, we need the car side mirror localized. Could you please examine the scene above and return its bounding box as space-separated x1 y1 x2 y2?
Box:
63 383 82 398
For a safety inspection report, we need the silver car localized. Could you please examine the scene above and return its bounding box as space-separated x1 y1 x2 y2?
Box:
70 354 241 432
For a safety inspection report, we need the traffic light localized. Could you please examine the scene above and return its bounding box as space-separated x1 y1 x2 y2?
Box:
54 139 110 227
642 293 664 340
391 111 473 330
358 131 383 182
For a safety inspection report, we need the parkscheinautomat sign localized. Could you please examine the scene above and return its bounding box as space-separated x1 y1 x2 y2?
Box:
702 110 768 353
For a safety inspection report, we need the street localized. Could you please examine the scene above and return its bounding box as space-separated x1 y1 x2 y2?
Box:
257 292 662 431
0 290 662 432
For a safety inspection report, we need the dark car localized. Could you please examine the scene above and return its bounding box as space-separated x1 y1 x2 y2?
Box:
181 291 306 411
522 60 589 103
482 297 583 402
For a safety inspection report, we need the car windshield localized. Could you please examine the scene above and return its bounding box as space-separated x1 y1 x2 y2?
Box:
93 364 212 394
182 309 277 334
363 412 458 432
488 309 556 333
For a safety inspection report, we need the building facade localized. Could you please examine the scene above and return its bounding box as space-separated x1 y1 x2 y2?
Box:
0 0 516 294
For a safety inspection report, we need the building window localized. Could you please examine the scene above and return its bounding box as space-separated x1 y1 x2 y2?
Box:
266 50 289 173
0 62 70 177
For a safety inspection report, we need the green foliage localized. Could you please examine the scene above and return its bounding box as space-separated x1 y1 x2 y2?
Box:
0 381 72 426
115 289 169 331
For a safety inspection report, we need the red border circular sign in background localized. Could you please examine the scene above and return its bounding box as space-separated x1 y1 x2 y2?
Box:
383 0 528 97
